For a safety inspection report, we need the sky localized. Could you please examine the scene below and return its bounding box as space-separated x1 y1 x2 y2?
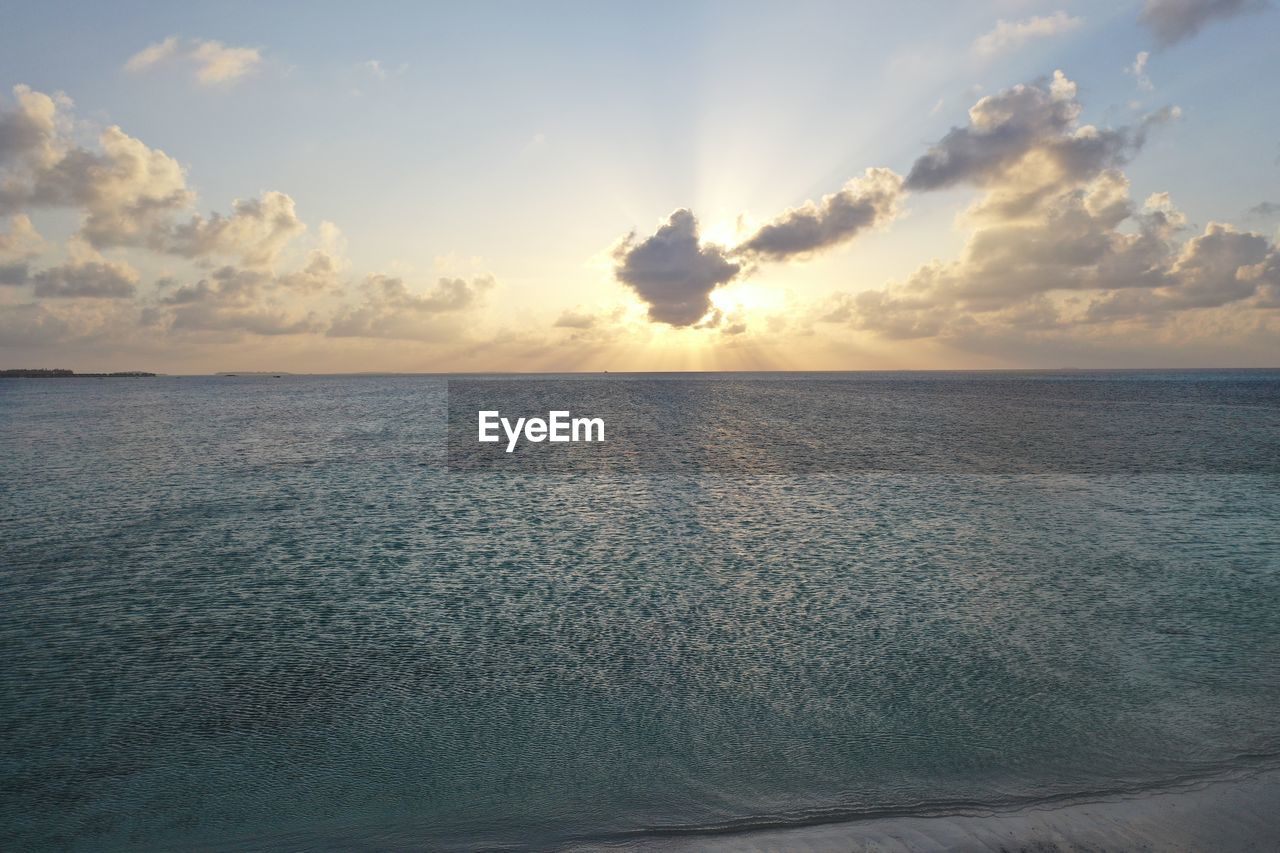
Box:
1 0 1278 372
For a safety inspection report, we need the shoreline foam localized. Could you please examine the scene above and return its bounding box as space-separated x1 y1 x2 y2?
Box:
582 766 1280 852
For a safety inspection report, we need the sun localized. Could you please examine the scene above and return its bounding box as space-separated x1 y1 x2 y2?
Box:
709 281 785 315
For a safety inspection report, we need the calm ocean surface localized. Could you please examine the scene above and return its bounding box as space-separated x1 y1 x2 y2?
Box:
2 372 1279 850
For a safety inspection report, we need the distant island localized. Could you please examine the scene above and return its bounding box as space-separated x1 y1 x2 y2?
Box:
1 369 156 378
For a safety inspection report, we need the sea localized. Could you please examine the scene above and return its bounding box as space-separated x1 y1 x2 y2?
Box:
2 371 1278 851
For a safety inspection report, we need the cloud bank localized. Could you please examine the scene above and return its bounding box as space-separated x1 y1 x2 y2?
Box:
823 73 1278 355
0 84 502 353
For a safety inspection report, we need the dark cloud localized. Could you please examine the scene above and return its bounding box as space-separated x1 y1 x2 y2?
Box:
613 209 740 326
904 72 1173 193
737 169 903 261
0 262 29 285
1247 201 1280 218
31 260 138 298
1139 0 1267 47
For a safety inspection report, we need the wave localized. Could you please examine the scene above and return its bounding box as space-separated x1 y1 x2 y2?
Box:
567 751 1280 849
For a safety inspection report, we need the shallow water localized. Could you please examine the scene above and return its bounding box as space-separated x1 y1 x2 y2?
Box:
2 373 1278 850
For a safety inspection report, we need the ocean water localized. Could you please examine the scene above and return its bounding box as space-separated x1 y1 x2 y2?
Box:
1 372 1278 850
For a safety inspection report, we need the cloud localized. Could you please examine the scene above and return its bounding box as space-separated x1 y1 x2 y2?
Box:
836 167 1277 343
0 85 66 168
125 37 262 85
275 221 347 292
327 275 494 339
0 301 73 346
123 37 181 73
0 86 309 266
163 191 306 268
0 261 28 284
1247 201 1280 218
610 72 1178 330
0 87 194 244
152 264 321 336
190 40 262 85
736 168 904 262
973 11 1083 56
30 259 139 298
1139 0 1268 46
0 86 359 345
554 309 597 329
361 60 407 80
612 210 740 326
817 76 1277 350
159 264 268 306
1086 222 1274 317
904 71 1176 200
0 214 43 258
168 304 316 335
149 228 351 337
1128 51 1155 91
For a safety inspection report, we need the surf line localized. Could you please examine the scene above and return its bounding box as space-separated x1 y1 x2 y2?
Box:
478 410 605 453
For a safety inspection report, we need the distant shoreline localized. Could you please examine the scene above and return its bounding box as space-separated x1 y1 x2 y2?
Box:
4 368 1279 380
0 369 156 378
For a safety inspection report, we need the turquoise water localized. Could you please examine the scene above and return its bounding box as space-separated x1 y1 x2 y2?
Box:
2 373 1278 850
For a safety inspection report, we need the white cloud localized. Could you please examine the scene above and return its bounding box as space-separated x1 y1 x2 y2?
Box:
0 86 311 270
0 214 44 259
1128 51 1155 91
830 80 1278 350
123 36 181 73
973 11 1083 57
124 37 262 85
361 59 407 80
164 191 306 268
190 40 262 84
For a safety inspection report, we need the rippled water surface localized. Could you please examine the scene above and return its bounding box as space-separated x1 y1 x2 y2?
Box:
2 373 1279 850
